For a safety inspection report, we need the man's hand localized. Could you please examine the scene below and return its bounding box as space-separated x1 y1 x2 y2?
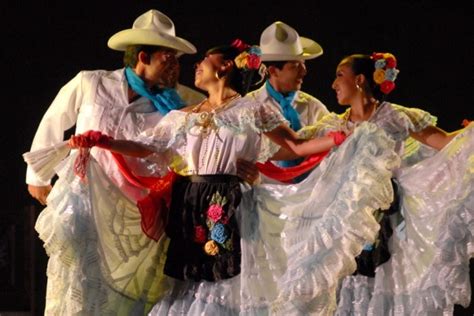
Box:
236 159 260 185
28 184 52 206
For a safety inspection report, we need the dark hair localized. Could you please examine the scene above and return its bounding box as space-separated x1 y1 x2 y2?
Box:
341 54 385 101
123 45 165 68
205 44 260 95
263 61 287 70
262 60 286 79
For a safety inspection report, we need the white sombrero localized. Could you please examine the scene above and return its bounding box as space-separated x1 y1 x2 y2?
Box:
108 9 196 55
260 21 323 61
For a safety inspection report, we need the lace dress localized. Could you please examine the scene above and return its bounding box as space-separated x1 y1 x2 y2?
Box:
300 102 473 315
146 99 400 315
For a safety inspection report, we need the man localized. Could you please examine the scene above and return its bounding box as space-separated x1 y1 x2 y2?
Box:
247 21 329 181
26 9 207 315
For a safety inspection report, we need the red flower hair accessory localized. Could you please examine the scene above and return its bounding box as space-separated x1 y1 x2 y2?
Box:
231 38 250 52
371 52 400 95
231 38 262 71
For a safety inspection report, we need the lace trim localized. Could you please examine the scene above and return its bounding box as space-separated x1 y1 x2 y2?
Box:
275 123 400 303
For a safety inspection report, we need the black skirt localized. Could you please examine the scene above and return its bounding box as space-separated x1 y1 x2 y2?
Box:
353 178 400 277
164 175 242 282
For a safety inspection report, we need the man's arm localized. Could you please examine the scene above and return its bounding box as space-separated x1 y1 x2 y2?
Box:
26 72 84 203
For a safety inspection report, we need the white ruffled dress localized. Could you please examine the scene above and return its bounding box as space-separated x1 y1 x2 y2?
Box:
302 102 473 315
145 99 400 315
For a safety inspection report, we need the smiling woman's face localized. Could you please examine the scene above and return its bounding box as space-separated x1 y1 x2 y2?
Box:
194 53 225 91
331 61 358 106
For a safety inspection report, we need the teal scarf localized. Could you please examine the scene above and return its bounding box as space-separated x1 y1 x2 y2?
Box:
265 80 304 171
265 80 301 131
125 67 185 115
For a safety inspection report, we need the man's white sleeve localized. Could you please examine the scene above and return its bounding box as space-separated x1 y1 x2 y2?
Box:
26 72 84 185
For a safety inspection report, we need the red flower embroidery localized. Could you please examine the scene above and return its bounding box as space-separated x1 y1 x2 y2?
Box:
194 225 207 243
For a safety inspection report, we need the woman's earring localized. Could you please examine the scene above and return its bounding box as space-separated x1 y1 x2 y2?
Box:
356 84 362 91
215 71 224 80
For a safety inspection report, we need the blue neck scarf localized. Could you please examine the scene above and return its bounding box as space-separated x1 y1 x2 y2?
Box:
125 67 185 115
265 80 301 131
265 81 305 172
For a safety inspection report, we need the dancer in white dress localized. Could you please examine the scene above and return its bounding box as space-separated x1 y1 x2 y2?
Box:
298 52 472 315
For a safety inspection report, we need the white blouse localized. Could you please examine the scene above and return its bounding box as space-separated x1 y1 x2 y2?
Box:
137 96 287 176
299 102 437 158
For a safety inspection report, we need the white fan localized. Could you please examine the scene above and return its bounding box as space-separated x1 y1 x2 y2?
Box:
22 141 71 182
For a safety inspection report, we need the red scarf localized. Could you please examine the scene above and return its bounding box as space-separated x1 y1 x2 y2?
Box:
111 153 177 241
256 151 330 183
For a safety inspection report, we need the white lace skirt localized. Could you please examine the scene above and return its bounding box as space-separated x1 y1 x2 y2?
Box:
336 123 474 316
35 152 172 315
36 122 406 315
149 122 400 315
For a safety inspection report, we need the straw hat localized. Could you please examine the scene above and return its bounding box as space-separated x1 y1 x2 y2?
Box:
108 9 196 54
260 21 323 61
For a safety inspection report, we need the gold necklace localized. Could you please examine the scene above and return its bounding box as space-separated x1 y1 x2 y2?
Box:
188 94 241 136
193 93 241 113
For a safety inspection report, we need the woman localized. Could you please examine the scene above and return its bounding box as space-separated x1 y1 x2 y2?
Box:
300 53 472 315
70 42 400 314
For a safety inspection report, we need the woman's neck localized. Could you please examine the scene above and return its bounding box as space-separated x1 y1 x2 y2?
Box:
206 84 239 108
349 95 379 122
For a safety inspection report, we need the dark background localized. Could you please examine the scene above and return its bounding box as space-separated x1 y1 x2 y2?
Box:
2 0 473 314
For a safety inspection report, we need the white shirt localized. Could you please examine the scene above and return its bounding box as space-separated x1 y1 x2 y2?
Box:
246 85 329 127
26 68 205 198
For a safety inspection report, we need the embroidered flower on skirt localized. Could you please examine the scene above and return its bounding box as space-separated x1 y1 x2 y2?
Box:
197 191 234 256
193 225 207 243
204 240 220 255
211 223 229 244
207 204 224 222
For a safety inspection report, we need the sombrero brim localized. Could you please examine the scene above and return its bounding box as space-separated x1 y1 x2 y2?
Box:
261 37 323 61
108 29 197 54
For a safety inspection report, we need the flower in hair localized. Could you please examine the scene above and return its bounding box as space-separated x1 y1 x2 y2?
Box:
231 38 250 52
374 59 386 69
380 81 395 94
385 68 399 81
373 69 386 84
234 51 250 69
234 44 262 70
371 52 399 94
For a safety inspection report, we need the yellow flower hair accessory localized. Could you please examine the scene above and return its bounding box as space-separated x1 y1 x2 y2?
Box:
371 52 400 94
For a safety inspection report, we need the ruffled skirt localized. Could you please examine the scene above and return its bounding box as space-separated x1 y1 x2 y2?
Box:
35 154 172 315
336 123 474 315
149 122 400 315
